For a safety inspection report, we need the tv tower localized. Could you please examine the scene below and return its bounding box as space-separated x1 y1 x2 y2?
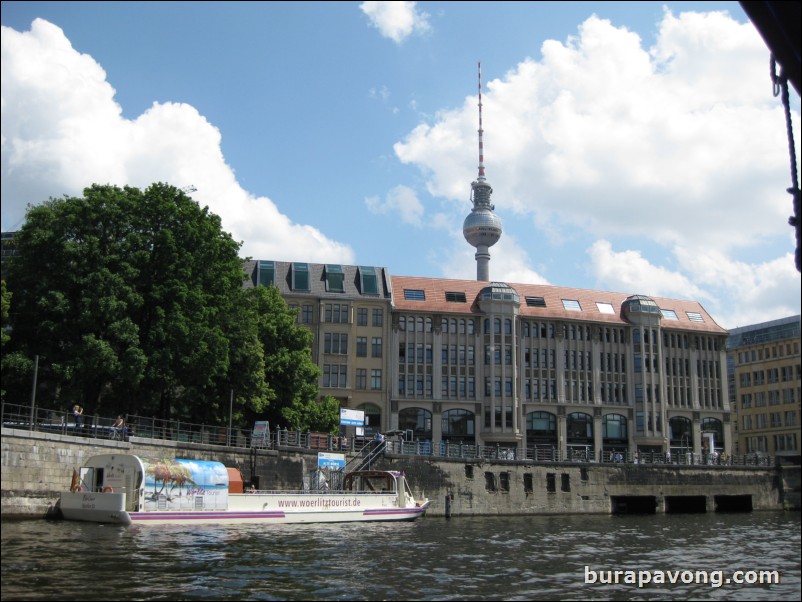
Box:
462 62 502 282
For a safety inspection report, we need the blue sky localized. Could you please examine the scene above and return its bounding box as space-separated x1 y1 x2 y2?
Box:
2 1 800 329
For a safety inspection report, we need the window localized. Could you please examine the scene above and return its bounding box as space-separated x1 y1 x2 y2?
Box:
660 309 678 320
323 364 347 388
325 264 344 293
291 262 310 291
404 289 426 301
526 296 547 307
686 311 704 323
324 333 348 354
257 260 275 287
356 337 367 357
359 266 379 295
603 414 628 441
372 337 383 358
445 291 467 303
523 473 534 493
356 368 367 390
442 409 475 440
372 308 383 327
499 472 510 493
596 302 615 314
371 369 382 390
357 307 368 326
562 299 581 311
301 304 313 324
324 303 349 323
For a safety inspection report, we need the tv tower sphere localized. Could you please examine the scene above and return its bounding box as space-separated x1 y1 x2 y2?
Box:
462 181 502 248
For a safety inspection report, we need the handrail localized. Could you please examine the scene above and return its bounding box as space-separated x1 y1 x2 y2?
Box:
1 401 775 467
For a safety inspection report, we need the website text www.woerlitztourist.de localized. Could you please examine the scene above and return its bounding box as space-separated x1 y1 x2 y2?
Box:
584 566 781 589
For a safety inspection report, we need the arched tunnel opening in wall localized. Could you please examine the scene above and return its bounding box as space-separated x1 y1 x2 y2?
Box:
714 495 753 513
665 496 707 513
611 496 657 514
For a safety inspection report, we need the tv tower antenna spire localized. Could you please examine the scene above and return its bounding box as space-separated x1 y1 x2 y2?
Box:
462 61 502 281
477 61 485 182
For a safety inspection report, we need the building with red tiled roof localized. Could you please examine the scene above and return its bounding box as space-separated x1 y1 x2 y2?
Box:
245 260 733 460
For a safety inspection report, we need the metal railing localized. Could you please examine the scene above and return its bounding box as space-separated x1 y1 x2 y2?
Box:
1 402 774 467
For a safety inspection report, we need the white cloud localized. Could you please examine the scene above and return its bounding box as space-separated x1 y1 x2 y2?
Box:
360 1 431 44
672 245 801 329
365 184 424 226
0 18 354 264
588 240 709 300
394 9 801 327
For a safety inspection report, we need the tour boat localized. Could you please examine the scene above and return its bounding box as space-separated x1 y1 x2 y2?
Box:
58 454 430 526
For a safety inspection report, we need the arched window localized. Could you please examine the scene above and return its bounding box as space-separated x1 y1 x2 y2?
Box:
567 412 593 444
398 407 432 441
669 416 693 448
425 317 432 332
441 409 475 443
602 414 627 443
399 316 406 331
526 411 557 456
701 417 723 450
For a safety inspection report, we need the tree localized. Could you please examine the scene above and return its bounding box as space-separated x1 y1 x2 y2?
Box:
1 280 12 400
247 285 337 432
2 183 253 421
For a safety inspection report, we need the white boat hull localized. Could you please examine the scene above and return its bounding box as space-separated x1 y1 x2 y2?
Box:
60 490 430 526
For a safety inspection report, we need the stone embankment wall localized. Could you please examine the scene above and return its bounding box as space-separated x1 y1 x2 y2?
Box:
2 428 798 518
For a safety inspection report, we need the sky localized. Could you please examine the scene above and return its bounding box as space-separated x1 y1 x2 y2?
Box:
2 1 800 330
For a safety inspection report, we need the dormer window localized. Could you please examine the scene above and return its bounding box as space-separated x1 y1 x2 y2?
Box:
291 262 310 291
325 264 345 293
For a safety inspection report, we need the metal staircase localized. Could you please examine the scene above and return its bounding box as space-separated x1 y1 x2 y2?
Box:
330 440 386 489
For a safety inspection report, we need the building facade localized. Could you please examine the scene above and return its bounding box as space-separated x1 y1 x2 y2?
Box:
726 315 801 457
246 260 733 460
245 260 394 436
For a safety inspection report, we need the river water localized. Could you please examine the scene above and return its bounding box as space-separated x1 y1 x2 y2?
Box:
1 512 799 601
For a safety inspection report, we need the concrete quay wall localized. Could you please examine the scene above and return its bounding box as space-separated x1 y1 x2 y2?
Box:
375 454 797 516
2 428 798 518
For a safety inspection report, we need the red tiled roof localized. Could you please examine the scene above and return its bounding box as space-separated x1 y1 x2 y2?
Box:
391 275 727 334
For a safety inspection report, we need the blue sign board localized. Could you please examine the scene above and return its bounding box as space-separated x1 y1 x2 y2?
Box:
340 408 365 427
318 452 346 469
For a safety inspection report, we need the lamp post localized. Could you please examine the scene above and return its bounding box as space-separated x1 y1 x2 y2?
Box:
227 388 233 447
29 354 39 431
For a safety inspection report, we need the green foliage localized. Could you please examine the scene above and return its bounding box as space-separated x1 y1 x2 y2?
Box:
281 394 340 433
2 182 337 431
2 183 248 420
0 281 9 400
246 285 335 431
1 280 10 349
